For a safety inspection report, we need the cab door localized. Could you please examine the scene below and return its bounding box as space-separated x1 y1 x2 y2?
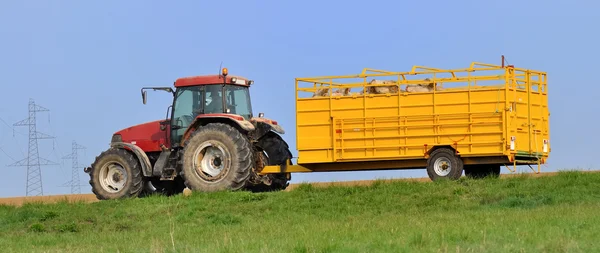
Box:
170 86 204 147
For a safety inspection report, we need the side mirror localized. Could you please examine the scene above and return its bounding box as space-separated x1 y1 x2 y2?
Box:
142 90 147 105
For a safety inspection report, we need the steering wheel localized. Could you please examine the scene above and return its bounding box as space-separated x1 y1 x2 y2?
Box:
176 115 194 129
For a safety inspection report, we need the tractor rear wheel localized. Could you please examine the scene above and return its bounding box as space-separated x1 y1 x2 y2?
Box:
426 148 463 181
249 132 293 192
181 123 252 192
88 148 144 200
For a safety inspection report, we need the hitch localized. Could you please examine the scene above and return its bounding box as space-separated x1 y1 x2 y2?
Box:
83 166 91 174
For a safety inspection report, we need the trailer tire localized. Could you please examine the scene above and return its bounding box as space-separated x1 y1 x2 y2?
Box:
88 148 144 200
426 148 463 181
464 164 501 179
181 123 252 192
250 132 293 192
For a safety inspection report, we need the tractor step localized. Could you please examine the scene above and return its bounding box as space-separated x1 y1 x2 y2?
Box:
153 150 172 176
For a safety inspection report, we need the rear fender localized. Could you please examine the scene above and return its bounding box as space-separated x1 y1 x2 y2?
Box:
110 142 153 177
181 114 255 145
251 117 285 135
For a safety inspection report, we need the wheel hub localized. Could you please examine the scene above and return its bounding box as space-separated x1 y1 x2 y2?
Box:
99 163 128 193
193 141 231 181
213 157 222 167
434 157 452 176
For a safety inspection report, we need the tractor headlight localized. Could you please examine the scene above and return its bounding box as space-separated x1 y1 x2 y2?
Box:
231 77 238 83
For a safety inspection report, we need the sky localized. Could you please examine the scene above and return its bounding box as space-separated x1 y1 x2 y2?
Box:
0 0 599 198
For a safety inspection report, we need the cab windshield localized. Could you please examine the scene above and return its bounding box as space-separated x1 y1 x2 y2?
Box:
204 84 252 119
170 84 252 145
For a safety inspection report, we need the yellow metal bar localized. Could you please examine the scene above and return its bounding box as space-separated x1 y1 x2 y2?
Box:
340 119 344 160
298 99 508 112
504 164 516 173
337 141 504 151
261 164 313 174
297 64 546 82
336 130 504 141
527 71 532 154
412 66 457 79
295 78 300 162
296 65 512 82
299 119 503 130
527 164 539 174
299 73 506 83
331 117 337 162
337 152 507 162
261 159 430 174
503 67 509 156
362 76 367 158
324 110 500 121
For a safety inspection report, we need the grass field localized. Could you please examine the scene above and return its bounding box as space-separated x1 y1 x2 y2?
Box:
1 171 599 252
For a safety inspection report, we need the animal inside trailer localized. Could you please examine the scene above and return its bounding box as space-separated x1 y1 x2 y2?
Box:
261 61 550 180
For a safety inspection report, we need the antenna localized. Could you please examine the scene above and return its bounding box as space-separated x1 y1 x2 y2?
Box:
218 61 223 79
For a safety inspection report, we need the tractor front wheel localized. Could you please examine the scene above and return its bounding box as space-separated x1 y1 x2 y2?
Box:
181 123 252 192
88 148 144 200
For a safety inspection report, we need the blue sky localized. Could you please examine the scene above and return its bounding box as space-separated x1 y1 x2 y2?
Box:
0 0 598 197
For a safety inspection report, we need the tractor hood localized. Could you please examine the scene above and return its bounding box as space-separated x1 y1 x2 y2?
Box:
112 119 168 153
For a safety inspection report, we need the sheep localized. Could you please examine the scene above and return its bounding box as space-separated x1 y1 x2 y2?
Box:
362 79 399 95
312 87 330 97
405 78 444 92
312 87 352 97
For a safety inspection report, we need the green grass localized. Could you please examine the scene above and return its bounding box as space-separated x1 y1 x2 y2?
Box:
1 171 600 252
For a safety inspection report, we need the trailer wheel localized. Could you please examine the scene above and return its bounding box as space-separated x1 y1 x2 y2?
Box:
464 164 501 179
426 148 463 181
88 148 144 200
181 123 252 192
490 164 501 177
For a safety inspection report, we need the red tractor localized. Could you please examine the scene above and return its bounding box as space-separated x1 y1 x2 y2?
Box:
84 68 292 200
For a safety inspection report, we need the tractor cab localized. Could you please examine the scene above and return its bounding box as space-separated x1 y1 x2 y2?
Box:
141 68 255 147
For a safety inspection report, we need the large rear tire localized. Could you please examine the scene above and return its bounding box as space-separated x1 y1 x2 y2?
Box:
250 132 293 192
181 123 252 192
88 148 144 200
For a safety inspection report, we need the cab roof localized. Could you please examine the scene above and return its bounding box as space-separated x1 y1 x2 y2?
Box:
174 75 252 88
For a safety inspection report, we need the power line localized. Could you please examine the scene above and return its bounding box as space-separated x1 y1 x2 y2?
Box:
0 116 29 157
9 98 58 196
61 140 86 194
0 146 17 161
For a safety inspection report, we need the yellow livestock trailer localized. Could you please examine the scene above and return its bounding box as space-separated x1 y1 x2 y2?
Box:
261 60 550 180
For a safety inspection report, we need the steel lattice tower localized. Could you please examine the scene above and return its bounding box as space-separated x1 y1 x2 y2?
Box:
10 98 58 196
62 141 86 194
